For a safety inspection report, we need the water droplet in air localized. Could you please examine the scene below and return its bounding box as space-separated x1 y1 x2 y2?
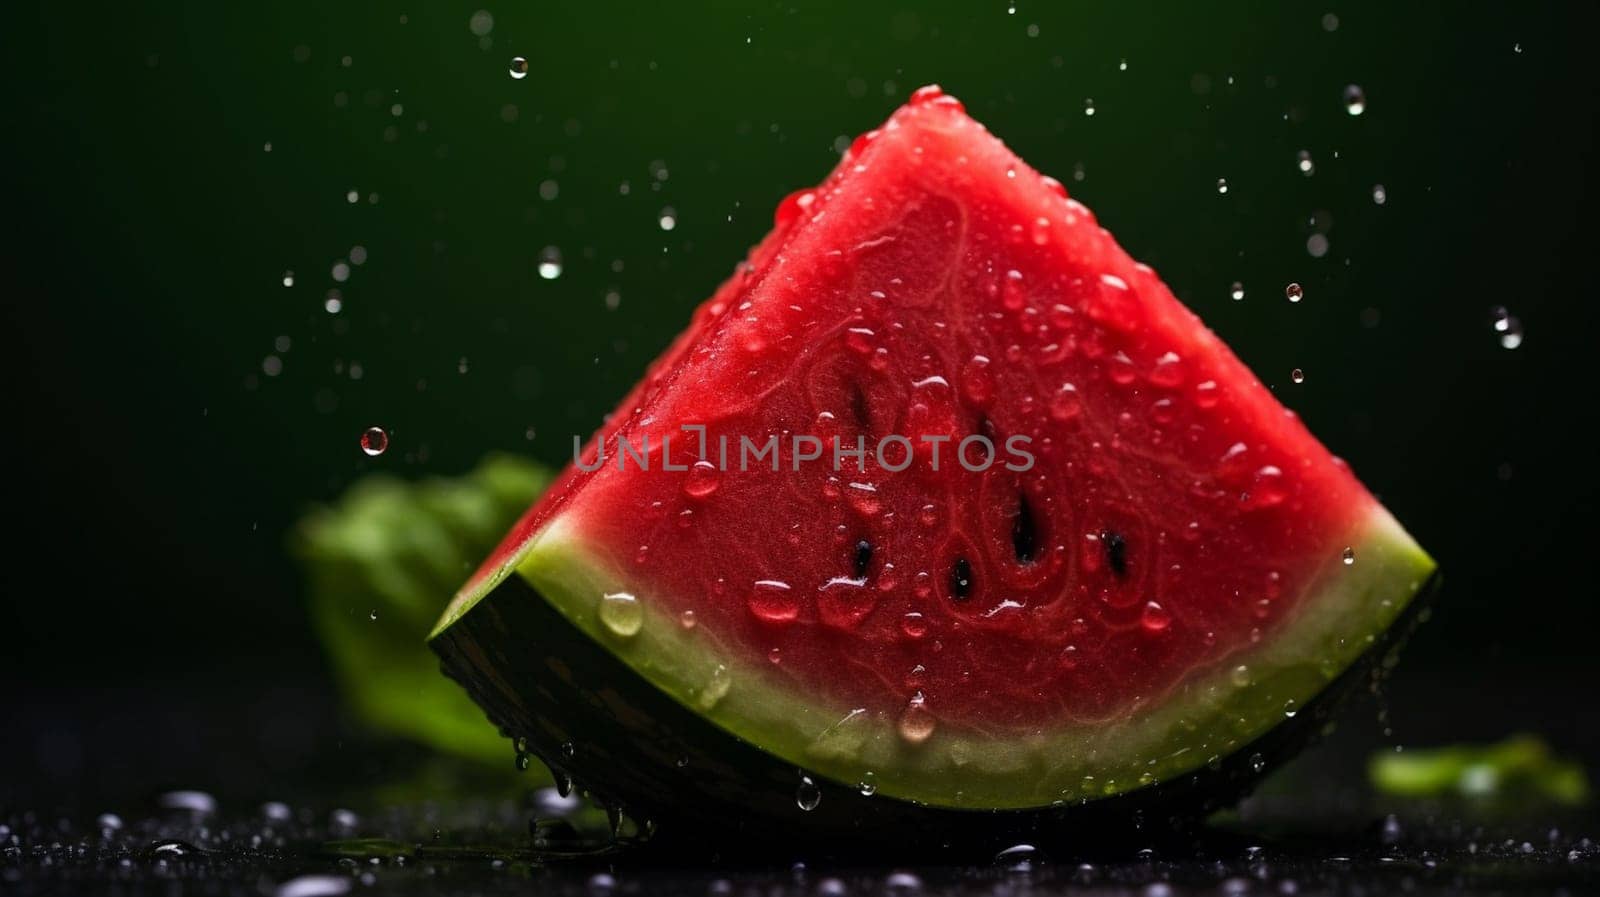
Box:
658 207 677 231
1285 282 1304 303
1491 306 1524 349
360 427 389 456
1372 184 1388 205
898 692 937 744
1230 281 1245 301
537 246 563 280
1291 368 1305 384
1296 150 1314 175
1343 84 1366 116
598 592 643 637
508 57 528 80
1216 178 1229 194
281 271 295 288
1342 547 1356 565
796 774 821 811
1083 98 1096 116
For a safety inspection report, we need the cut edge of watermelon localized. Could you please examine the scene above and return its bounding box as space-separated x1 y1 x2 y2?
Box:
446 505 1433 809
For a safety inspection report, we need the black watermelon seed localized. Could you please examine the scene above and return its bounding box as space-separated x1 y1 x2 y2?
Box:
950 557 974 600
854 539 873 579
1100 530 1128 578
1012 491 1038 564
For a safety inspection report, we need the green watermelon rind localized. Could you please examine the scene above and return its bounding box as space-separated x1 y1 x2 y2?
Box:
442 504 1432 810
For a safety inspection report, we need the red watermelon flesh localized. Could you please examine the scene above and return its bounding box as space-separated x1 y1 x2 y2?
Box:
433 86 1434 809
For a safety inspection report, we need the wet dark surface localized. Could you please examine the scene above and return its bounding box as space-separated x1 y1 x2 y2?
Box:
4 681 1595 895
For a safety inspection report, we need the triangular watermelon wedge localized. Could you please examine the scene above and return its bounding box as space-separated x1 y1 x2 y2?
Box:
431 86 1435 833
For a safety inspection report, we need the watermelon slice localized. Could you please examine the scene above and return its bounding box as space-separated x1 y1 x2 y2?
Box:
430 86 1435 834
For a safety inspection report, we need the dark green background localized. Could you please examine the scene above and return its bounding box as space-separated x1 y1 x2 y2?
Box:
6 2 1596 774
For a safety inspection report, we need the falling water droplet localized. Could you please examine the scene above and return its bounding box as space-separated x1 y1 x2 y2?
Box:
1343 84 1366 116
1342 547 1356 565
1249 753 1267 772
1083 98 1095 116
1291 368 1305 384
368 609 378 621
658 206 678 231
598 592 643 637
1215 178 1229 195
537 246 563 280
1230 281 1245 301
1491 306 1525 349
796 774 821 811
360 427 389 456
1372 184 1388 205
281 271 295 288
1285 282 1304 303
1296 150 1314 175
508 57 528 79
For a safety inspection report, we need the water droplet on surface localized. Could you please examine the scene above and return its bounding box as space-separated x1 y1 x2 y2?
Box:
1291 368 1305 384
360 427 389 456
96 813 123 832
1343 84 1366 115
748 579 798 623
658 207 677 231
508 57 528 79
698 663 731 709
900 611 928 638
898 692 936 744
1250 753 1266 772
796 774 821 811
858 771 878 796
537 246 563 280
683 460 720 498
598 592 643 637
1140 601 1171 632
1231 664 1252 687
367 609 378 621
1296 150 1315 175
1285 282 1304 303
1283 698 1299 718
1215 178 1229 194
678 609 697 629
1342 546 1356 565
1049 382 1082 421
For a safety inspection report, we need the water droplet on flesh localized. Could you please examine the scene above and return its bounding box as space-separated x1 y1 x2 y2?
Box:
598 592 643 637
748 579 798 623
1140 601 1171 632
898 692 936 744
683 460 720 498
